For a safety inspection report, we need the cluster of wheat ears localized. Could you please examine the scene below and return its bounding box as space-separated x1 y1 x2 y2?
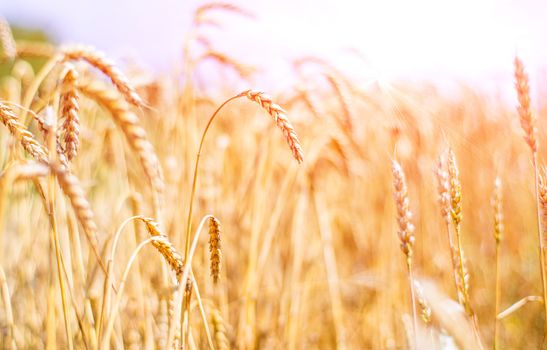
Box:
0 3 547 350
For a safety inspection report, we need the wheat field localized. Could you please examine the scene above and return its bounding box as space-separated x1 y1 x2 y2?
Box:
0 3 546 350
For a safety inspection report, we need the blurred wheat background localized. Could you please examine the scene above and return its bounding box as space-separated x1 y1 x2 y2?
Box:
1 1 547 349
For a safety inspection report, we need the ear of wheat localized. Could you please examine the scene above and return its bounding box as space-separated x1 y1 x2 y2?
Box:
59 64 80 161
49 162 104 272
208 216 222 283
391 160 418 347
391 160 415 261
0 17 16 60
138 216 184 281
240 90 304 163
538 169 547 238
62 45 144 108
0 102 49 162
446 149 472 314
514 56 537 154
77 80 164 210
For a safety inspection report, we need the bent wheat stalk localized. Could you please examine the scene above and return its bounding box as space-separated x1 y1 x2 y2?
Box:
183 89 303 260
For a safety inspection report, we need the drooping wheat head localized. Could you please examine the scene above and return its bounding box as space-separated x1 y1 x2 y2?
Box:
77 80 164 209
240 89 304 163
0 101 49 162
139 216 184 282
62 45 144 108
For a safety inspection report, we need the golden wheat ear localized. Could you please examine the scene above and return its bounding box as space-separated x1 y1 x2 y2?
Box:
62 45 144 108
391 160 415 260
208 216 222 284
0 102 49 162
514 56 537 154
0 17 16 60
240 89 304 163
59 64 80 161
139 216 184 281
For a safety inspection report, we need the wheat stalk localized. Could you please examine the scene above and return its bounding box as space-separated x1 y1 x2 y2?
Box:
446 150 471 311
446 149 484 349
492 176 503 350
59 64 80 161
62 45 144 108
514 56 547 335
391 160 417 348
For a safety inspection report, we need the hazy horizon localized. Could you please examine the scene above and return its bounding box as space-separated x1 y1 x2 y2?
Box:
2 0 547 96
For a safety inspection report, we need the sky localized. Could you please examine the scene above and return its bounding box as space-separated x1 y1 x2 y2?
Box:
1 0 546 94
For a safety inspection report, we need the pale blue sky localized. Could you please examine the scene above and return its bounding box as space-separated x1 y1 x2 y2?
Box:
1 0 546 93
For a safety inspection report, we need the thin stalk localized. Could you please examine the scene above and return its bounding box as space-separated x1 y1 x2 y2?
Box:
444 222 459 296
21 54 61 125
494 241 501 350
454 224 484 350
183 95 241 259
101 236 168 349
47 174 74 350
167 215 213 348
532 154 547 324
407 260 418 350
